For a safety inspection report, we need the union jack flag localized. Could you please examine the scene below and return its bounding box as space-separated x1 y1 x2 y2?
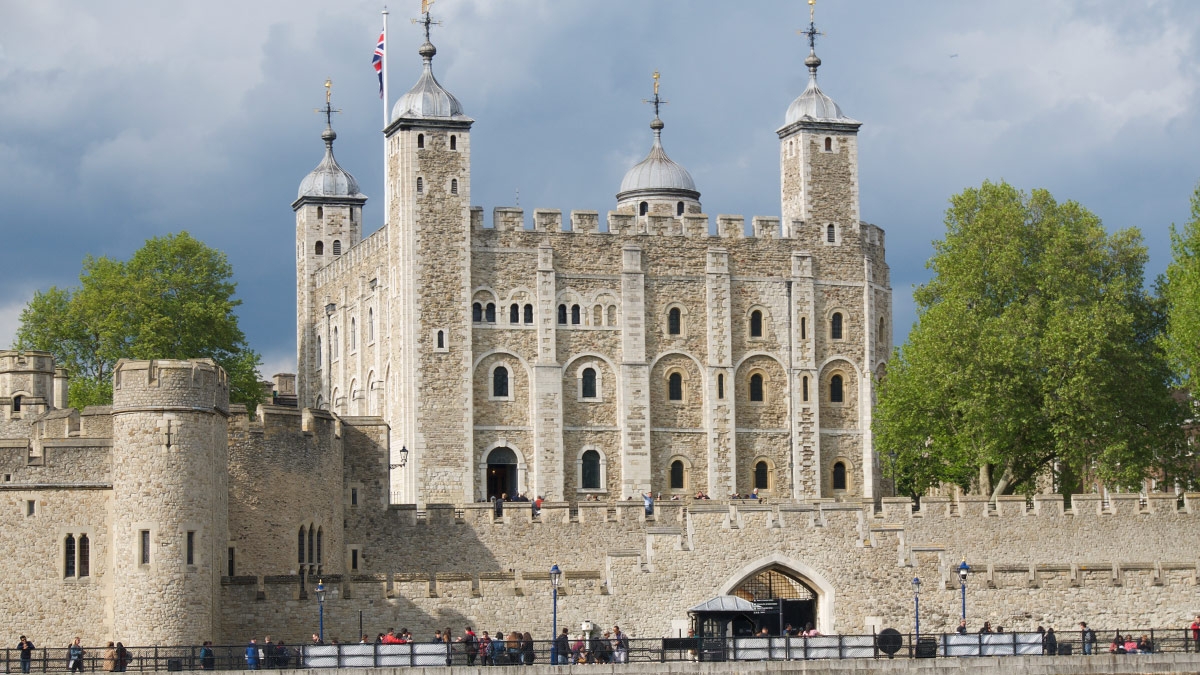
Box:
372 28 385 98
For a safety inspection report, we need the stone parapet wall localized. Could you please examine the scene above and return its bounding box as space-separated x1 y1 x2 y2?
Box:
113 359 229 416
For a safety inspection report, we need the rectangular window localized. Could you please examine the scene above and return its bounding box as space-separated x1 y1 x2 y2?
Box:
351 549 359 571
186 531 195 566
26 500 35 516
140 530 150 566
78 535 90 577
228 547 236 577
351 488 358 506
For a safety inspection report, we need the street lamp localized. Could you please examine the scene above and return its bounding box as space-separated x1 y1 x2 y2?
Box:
390 445 409 469
315 579 327 644
911 577 921 645
549 564 562 665
958 560 970 624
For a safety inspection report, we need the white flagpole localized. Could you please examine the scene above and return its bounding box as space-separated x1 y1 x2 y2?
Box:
381 6 390 225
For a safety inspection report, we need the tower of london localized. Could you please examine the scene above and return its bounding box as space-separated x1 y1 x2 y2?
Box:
2 7 1198 650
294 13 890 507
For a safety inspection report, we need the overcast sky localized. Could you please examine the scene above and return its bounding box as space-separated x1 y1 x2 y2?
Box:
2 1 1198 378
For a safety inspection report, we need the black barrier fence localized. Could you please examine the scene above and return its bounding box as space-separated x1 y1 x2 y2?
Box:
5 630 1197 671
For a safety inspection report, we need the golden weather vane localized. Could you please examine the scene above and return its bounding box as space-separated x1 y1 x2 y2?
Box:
799 0 824 51
315 79 342 127
642 71 667 118
412 0 442 40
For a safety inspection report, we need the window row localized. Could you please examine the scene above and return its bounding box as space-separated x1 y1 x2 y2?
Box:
559 304 618 327
666 307 848 341
313 240 342 256
313 206 358 223
316 307 380 369
414 177 459 195
666 459 849 491
637 201 687 217
63 533 90 578
415 133 458 150
473 302 534 324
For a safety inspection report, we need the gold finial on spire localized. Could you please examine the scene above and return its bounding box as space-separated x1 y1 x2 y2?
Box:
324 78 332 104
421 0 433 14
809 0 816 24
412 0 441 41
652 70 660 97
315 80 342 132
642 71 668 120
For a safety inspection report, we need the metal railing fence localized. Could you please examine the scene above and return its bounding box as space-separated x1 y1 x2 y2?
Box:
5 630 1197 672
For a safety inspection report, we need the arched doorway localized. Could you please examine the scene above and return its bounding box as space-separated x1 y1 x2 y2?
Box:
729 567 817 635
486 447 518 500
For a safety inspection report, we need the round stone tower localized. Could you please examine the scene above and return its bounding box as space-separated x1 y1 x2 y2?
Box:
110 359 229 644
0 350 57 419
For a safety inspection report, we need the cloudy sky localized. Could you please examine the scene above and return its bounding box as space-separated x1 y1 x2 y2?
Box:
2 1 1198 377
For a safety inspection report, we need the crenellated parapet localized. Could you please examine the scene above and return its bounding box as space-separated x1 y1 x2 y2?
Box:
112 358 229 416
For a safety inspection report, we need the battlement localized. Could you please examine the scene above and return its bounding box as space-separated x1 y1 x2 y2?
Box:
472 207 886 247
314 226 388 288
0 350 56 376
112 358 230 415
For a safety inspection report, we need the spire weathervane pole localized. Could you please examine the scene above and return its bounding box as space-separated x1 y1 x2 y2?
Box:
316 79 342 131
413 0 441 42
797 0 825 79
642 71 668 120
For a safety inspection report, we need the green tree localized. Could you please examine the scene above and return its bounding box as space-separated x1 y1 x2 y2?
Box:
875 181 1190 500
1163 182 1200 388
15 232 262 407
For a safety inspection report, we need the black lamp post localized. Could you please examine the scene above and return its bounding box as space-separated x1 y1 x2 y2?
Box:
958 560 970 624
315 579 327 644
912 577 921 645
390 445 409 469
549 564 562 665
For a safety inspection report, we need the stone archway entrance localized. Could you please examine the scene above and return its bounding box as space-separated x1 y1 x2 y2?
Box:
486 447 518 500
730 567 816 635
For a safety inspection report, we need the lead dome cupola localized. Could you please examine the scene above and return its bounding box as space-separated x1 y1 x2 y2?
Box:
297 121 365 200
391 40 468 121
616 75 701 213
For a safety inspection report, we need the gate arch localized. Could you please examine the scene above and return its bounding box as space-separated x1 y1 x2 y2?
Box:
717 554 836 634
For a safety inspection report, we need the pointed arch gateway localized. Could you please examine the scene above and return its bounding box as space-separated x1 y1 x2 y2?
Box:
715 554 835 635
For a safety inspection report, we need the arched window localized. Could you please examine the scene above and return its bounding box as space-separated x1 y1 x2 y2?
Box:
436 330 445 349
607 305 617 326
316 527 323 565
493 366 510 398
581 368 597 399
830 374 844 403
826 224 836 243
717 373 725 400
802 376 809 402
13 395 22 413
754 461 769 490
593 305 603 326
831 313 843 340
451 178 459 195
510 303 520 324
485 303 496 323
750 310 763 338
368 308 374 342
558 304 567 325
668 372 683 401
676 201 684 216
298 527 306 564
670 460 685 490
668 307 682 335
581 450 601 489
332 240 342 256
78 535 89 577
317 206 324 219
64 534 76 577
473 302 483 322
449 134 457 150
524 304 534 324
571 304 581 325
749 373 764 402
332 327 339 358
824 137 832 151
800 317 807 340
307 527 314 567
315 241 324 255
350 319 357 350
639 201 648 216
416 177 423 193
417 133 424 149
316 336 322 368
833 461 847 490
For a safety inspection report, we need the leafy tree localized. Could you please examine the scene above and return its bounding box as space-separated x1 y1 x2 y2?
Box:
1163 182 1200 389
875 181 1190 500
15 232 262 407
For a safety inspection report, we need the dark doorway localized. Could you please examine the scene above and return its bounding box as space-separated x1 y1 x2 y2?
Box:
731 567 818 635
486 447 518 500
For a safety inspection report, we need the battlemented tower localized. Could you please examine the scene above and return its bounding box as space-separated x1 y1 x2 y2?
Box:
109 359 229 644
384 12 474 504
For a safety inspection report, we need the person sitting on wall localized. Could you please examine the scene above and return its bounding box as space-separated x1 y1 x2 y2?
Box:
1137 635 1152 654
1109 634 1125 654
381 629 404 645
979 622 993 634
956 620 968 635
803 623 821 637
1123 636 1138 654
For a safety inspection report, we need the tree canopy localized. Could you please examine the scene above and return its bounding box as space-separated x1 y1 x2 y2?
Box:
875 181 1190 500
1163 182 1200 389
15 232 262 407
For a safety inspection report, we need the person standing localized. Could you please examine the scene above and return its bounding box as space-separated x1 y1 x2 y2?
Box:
199 641 215 671
1044 628 1057 656
554 628 570 665
262 636 275 669
114 643 129 672
103 642 117 672
18 635 34 674
612 625 629 664
1079 622 1095 655
245 639 260 670
1191 616 1200 653
956 620 967 635
458 627 477 666
67 638 85 673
